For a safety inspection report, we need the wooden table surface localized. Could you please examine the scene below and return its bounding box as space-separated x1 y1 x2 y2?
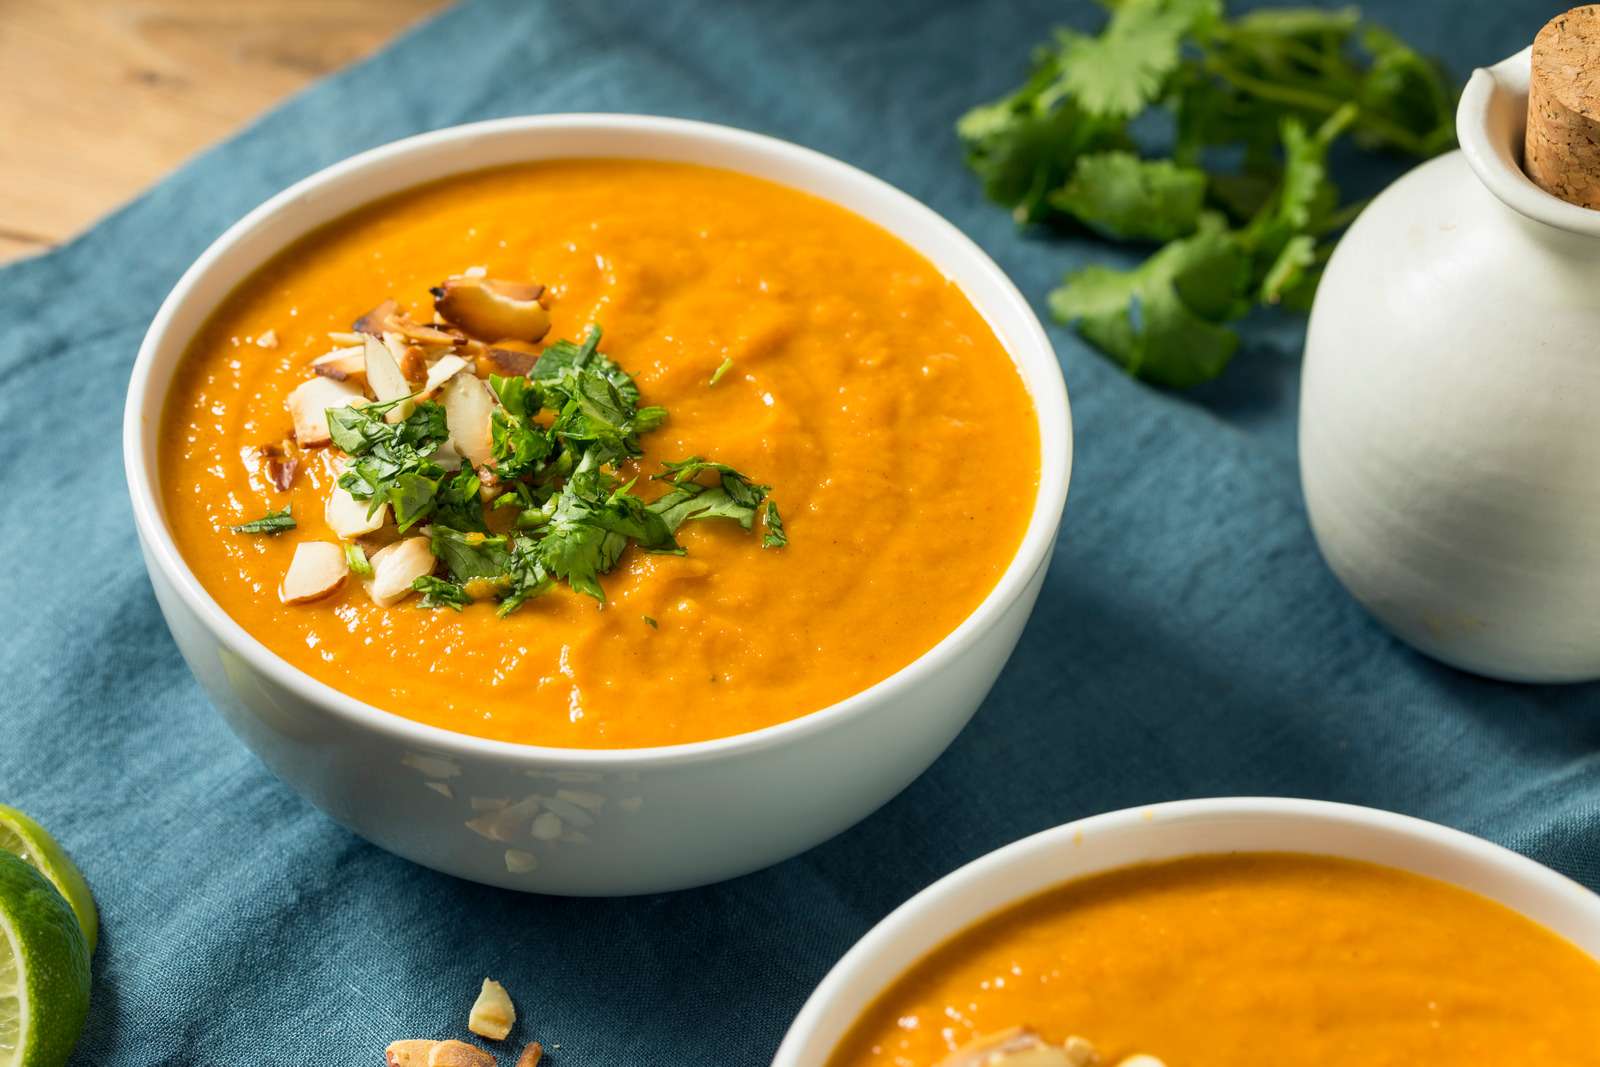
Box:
0 0 452 264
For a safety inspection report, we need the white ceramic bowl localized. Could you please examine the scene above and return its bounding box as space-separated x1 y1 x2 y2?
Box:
122 115 1072 896
774 797 1600 1063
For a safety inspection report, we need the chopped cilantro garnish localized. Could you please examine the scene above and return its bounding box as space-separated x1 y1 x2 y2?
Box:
762 501 787 549
230 507 295 535
413 575 472 611
344 543 373 578
319 325 786 613
708 357 734 386
643 615 658 629
959 0 1456 385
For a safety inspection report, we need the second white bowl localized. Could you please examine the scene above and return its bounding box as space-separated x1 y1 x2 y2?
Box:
774 797 1600 1063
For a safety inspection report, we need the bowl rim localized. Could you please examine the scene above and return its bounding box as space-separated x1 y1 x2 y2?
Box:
773 796 1600 1064
122 112 1073 768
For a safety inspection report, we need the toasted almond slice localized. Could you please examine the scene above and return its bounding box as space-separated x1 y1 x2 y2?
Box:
386 1040 439 1067
389 315 463 347
485 346 538 376
286 375 364 447
1113 1058 1164 1067
310 345 367 382
468 978 516 1041
427 1041 494 1067
937 1028 1081 1067
353 299 399 336
279 542 348 604
440 370 495 468
265 455 299 492
365 537 434 607
1064 1038 1103 1067
364 335 416 423
433 277 551 343
424 353 471 396
326 330 365 346
326 478 388 539
515 1043 543 1067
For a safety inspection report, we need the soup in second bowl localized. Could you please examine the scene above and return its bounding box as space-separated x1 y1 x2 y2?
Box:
829 852 1600 1067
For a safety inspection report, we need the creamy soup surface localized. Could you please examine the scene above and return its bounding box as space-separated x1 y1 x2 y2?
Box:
828 853 1600 1067
160 160 1039 748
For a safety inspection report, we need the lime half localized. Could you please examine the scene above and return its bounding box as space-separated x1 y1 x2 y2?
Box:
0 810 95 955
0 852 90 1067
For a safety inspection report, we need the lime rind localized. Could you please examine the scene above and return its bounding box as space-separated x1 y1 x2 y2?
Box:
0 809 96 956
0 852 90 1067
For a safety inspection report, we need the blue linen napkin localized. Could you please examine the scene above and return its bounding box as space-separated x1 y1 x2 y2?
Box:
2 1 1594 1063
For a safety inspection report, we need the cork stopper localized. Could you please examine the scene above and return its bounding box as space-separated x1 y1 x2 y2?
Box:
1526 5 1600 209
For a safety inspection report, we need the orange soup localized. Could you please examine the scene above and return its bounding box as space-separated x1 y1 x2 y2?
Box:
159 161 1039 748
829 853 1600 1067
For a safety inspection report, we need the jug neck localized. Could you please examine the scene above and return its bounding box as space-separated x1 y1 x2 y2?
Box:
1460 45 1600 245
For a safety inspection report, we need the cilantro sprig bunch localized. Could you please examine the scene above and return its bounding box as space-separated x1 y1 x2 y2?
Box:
959 0 1456 387
329 327 784 614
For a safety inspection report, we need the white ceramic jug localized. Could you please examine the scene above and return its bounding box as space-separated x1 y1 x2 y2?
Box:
1301 46 1600 683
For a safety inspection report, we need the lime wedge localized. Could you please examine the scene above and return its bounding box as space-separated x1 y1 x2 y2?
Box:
0 852 90 1067
0 810 95 955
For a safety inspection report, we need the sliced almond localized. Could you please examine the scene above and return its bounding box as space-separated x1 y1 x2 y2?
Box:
365 537 435 606
265 455 299 492
353 299 399 336
440 370 495 468
390 316 463 347
1113 1059 1164 1067
326 330 366 346
310 345 367 382
423 353 472 396
427 1041 494 1067
937 1028 1083 1067
485 346 538 376
325 478 388 539
515 1043 543 1067
468 978 516 1041
364 335 416 423
386 1041 438 1067
1064 1038 1103 1067
279 542 348 604
433 277 551 343
255 329 278 349
286 375 364 447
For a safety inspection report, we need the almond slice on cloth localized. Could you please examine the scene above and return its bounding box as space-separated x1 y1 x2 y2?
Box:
427 1041 494 1067
279 542 348 604
386 1040 438 1067
286 375 364 447
440 370 495 468
365 537 435 606
468 978 516 1041
514 1043 543 1067
325 477 388 539
433 277 550 343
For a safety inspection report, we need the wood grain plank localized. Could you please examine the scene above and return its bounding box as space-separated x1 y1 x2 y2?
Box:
0 0 451 264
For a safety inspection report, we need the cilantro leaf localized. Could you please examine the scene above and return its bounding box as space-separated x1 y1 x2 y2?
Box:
1054 0 1221 118
344 543 373 578
1049 152 1207 241
651 458 771 532
430 526 511 582
413 576 472 611
762 501 787 549
1050 214 1249 387
230 507 295 535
